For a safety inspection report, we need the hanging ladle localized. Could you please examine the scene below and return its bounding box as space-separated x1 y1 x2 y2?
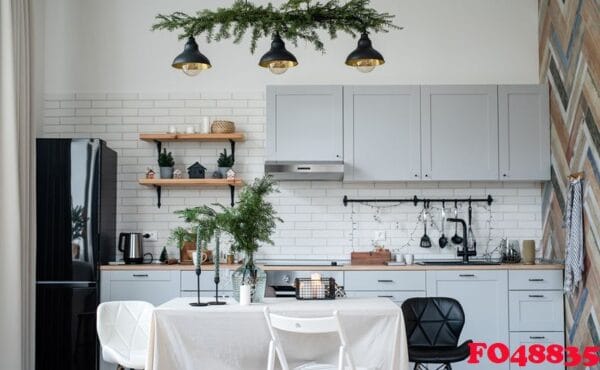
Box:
451 200 464 245
420 201 432 248
439 201 448 248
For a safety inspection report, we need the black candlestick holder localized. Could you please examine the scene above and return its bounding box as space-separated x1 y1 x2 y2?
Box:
208 275 227 305
190 266 208 307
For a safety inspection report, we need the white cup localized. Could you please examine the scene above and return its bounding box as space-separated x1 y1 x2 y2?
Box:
239 285 251 306
395 254 404 263
168 125 177 134
404 254 414 265
185 126 195 134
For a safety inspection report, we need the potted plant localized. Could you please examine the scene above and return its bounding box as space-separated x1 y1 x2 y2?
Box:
217 148 234 177
177 175 281 302
158 148 175 179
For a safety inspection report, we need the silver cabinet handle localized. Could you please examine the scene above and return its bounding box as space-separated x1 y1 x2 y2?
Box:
132 274 148 277
528 278 544 282
377 279 394 283
378 295 394 298
459 274 475 277
528 294 545 298
529 336 546 340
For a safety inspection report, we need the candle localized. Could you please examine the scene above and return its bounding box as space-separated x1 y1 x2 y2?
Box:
214 232 220 280
195 226 202 268
239 285 251 305
310 273 324 299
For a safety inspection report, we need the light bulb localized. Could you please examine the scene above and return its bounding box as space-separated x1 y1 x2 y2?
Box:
182 63 202 76
268 61 289 75
355 60 376 73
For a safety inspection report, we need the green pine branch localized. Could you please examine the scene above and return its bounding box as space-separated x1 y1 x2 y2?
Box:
152 0 400 53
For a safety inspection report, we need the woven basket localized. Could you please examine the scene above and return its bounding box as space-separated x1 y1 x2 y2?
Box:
211 120 235 134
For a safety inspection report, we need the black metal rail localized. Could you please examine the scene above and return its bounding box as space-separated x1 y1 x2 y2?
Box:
342 194 493 207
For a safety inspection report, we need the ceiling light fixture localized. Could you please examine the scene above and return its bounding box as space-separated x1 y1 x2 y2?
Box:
345 32 385 73
172 36 212 76
258 33 298 74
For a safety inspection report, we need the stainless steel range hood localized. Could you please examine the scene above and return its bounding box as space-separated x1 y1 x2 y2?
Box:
264 161 344 180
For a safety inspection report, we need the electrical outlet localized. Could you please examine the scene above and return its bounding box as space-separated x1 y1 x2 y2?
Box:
144 231 158 241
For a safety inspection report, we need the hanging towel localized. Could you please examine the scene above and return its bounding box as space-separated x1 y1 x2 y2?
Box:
564 178 584 294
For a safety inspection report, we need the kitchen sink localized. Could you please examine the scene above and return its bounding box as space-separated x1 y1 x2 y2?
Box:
416 260 501 266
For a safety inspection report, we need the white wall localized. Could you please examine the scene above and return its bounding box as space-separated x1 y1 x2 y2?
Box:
43 0 539 93
40 0 543 261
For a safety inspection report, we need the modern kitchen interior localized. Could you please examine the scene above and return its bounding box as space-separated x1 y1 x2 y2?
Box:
2 0 599 369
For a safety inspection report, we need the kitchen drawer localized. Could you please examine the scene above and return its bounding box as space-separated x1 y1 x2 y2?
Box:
344 271 426 291
509 270 563 291
509 332 564 370
108 270 173 281
181 270 233 291
509 291 564 332
345 290 426 304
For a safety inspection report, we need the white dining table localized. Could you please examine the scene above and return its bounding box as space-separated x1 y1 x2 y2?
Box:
145 297 409 370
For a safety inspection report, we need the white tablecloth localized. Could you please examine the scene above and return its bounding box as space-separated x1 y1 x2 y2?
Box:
146 297 409 370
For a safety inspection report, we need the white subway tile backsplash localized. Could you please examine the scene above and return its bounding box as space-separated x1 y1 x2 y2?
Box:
43 91 544 261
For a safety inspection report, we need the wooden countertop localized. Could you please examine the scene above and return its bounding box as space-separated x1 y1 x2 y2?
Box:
100 263 564 271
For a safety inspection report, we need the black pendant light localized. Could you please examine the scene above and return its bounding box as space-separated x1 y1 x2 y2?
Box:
345 32 385 73
258 33 298 74
172 36 212 76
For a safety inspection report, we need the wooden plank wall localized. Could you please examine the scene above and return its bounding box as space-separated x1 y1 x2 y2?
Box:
539 0 600 361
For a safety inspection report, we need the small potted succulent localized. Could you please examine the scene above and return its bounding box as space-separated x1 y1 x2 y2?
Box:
158 148 175 179
217 148 234 177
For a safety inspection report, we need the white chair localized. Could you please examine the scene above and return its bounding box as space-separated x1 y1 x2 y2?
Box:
97 301 154 370
264 307 368 370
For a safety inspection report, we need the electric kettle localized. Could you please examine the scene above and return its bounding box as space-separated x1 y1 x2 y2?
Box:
118 232 152 264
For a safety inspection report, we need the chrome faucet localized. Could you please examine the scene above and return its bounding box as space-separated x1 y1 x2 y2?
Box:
447 217 476 263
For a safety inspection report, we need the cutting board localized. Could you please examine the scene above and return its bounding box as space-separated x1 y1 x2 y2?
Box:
351 250 392 265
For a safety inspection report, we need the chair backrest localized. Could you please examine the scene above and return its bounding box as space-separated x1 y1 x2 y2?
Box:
97 301 154 355
264 307 355 370
401 297 466 348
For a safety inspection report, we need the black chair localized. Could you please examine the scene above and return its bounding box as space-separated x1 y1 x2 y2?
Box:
401 297 472 370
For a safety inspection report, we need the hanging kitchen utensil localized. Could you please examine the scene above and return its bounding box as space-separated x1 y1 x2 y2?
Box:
438 201 448 248
467 199 476 250
451 200 463 245
420 201 432 248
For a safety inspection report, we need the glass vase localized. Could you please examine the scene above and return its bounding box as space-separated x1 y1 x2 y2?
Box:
231 251 266 303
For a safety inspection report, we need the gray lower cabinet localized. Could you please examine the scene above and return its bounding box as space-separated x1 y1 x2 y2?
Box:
344 271 427 306
100 270 180 306
343 85 421 181
421 85 499 180
509 332 564 370
426 270 509 369
499 85 550 180
180 270 233 299
266 85 343 161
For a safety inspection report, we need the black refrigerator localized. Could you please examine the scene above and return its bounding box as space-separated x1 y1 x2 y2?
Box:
36 139 117 370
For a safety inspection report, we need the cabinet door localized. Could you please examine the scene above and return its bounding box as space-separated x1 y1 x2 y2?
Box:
100 270 180 306
499 85 550 180
427 270 509 370
509 291 564 332
421 85 499 180
509 332 564 370
343 86 421 181
266 85 343 161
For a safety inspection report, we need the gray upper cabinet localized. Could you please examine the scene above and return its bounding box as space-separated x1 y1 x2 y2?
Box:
343 86 421 181
499 85 550 180
266 85 343 161
421 85 499 180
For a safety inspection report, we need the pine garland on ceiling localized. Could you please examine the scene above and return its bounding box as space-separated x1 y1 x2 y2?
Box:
152 0 400 53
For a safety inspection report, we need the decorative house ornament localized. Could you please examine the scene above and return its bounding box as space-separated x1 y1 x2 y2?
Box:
173 169 183 179
212 170 223 179
145 168 156 179
188 162 207 179
226 168 236 180
152 0 400 74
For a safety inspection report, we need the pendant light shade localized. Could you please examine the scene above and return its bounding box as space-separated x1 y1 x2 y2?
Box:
172 36 212 76
345 33 385 73
259 33 298 74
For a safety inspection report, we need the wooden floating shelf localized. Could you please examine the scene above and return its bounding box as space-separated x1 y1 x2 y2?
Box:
139 133 245 142
138 178 243 187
